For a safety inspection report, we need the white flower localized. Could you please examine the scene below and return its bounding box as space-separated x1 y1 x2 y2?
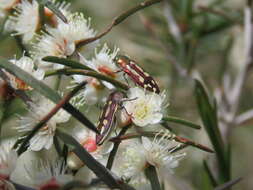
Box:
5 56 44 90
5 0 39 42
0 0 18 17
124 87 166 127
142 132 186 172
32 27 75 69
70 54 106 106
57 12 96 45
67 127 113 170
115 141 147 179
26 160 73 189
87 44 119 77
33 12 96 69
83 44 120 89
17 98 71 151
0 144 18 179
114 132 185 180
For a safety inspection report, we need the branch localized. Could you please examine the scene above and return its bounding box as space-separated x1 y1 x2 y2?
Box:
163 2 187 77
228 5 253 119
110 132 214 153
214 177 243 190
235 109 253 125
76 0 163 48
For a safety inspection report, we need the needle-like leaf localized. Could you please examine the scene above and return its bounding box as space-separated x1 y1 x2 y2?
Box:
195 79 229 182
162 116 201 129
45 68 129 91
145 165 161 190
42 56 95 71
35 0 68 23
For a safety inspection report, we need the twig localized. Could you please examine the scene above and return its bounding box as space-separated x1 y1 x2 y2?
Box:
220 5 253 138
110 132 214 153
164 2 182 44
214 177 243 190
235 109 253 125
229 6 253 114
163 1 187 77
76 0 163 48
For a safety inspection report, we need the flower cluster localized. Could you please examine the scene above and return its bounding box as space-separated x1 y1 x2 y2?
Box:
114 131 186 181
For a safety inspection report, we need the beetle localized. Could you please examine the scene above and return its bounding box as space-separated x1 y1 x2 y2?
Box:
96 91 125 145
114 55 160 94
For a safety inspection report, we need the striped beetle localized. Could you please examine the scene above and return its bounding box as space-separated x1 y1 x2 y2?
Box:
96 91 125 145
114 55 160 94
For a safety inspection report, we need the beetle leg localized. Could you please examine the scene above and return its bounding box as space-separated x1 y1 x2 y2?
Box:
121 97 138 103
123 73 130 86
119 104 134 119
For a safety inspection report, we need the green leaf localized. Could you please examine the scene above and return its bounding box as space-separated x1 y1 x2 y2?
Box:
45 68 129 91
42 56 95 71
0 59 99 134
54 135 62 157
203 160 217 187
56 130 135 190
35 0 67 23
145 165 161 190
194 79 229 182
162 116 201 129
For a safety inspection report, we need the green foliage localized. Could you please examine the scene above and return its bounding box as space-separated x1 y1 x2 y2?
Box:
195 79 230 183
162 115 201 129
